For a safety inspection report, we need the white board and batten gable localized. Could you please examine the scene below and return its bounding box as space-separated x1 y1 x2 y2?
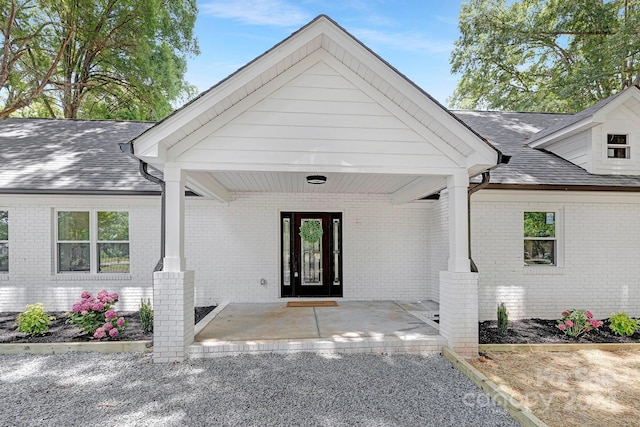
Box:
528 85 640 176
132 15 499 204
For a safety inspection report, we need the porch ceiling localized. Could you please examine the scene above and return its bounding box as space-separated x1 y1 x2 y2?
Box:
204 171 424 194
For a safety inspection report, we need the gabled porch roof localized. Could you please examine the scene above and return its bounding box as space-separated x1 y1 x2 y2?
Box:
131 15 501 204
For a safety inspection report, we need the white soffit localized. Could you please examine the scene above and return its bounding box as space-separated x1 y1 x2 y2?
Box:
210 171 421 194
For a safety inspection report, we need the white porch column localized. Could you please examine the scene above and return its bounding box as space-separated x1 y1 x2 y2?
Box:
447 172 470 273
153 165 195 363
439 171 479 357
163 165 186 272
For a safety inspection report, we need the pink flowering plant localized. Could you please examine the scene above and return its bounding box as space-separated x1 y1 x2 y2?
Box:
557 309 603 338
66 290 128 339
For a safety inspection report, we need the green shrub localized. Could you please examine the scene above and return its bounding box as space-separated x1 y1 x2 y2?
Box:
139 299 153 333
15 303 55 336
497 303 508 336
608 312 640 336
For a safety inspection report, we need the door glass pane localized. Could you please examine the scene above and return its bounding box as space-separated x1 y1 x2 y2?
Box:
333 218 340 285
282 217 290 286
301 219 322 285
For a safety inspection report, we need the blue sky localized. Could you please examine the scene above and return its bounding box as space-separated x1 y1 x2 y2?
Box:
186 1 466 107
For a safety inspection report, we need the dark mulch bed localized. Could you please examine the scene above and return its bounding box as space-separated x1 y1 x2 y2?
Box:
0 305 216 344
480 318 640 344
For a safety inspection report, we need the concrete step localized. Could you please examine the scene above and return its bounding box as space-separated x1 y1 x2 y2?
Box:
189 334 447 358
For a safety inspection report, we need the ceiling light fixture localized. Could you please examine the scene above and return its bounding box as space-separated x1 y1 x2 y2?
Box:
306 175 327 185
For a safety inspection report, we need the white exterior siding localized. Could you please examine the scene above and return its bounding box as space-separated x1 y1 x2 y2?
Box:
472 190 640 321
171 59 464 175
0 195 161 311
546 130 591 171
592 110 640 175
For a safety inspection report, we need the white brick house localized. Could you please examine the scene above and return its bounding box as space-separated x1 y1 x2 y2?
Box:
2 15 640 361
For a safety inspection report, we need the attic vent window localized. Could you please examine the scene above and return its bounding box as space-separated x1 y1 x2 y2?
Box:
607 134 630 159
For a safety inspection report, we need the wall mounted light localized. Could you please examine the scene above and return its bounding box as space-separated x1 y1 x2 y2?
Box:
306 175 327 184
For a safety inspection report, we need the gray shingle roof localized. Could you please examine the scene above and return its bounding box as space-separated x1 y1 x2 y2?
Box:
526 90 627 144
4 109 640 194
454 110 640 188
0 118 158 194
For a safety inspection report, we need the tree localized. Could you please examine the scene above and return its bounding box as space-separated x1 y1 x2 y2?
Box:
0 0 199 120
0 0 74 118
449 0 640 112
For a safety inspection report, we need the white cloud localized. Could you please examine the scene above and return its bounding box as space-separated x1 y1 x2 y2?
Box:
200 0 311 27
352 28 453 54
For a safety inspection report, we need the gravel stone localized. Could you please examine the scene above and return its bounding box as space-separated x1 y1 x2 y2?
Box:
0 352 518 426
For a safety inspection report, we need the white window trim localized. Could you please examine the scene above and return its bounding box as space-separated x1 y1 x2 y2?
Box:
606 133 630 159
602 127 636 166
523 209 563 268
54 209 130 275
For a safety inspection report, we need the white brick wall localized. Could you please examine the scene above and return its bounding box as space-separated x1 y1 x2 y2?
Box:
6 189 637 325
439 271 479 356
0 192 436 311
185 193 433 304
0 195 160 311
472 190 640 321
428 192 449 302
153 270 194 363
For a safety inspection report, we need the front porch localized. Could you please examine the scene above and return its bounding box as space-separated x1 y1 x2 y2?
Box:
133 16 500 362
189 300 444 358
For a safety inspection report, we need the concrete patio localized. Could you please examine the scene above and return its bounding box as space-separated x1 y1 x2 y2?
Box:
189 300 444 358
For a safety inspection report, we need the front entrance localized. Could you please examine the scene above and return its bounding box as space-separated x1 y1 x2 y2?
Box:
281 212 342 297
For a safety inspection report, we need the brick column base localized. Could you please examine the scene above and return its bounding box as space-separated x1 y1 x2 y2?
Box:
153 271 195 363
439 271 479 357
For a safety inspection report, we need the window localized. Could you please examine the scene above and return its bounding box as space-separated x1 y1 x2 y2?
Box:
0 211 7 272
56 211 129 273
607 134 630 159
524 212 556 265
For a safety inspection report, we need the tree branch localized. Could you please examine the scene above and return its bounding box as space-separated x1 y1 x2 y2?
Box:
0 26 75 118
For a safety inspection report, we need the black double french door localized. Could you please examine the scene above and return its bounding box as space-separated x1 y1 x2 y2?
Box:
281 212 342 297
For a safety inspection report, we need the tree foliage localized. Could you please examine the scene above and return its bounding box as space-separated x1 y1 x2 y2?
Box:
450 0 640 112
524 212 554 238
0 0 199 120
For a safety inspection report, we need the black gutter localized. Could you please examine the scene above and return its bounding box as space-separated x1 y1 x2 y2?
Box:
0 189 161 196
119 142 166 272
467 172 490 273
465 153 511 273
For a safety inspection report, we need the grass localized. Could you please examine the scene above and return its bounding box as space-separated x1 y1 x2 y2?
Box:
469 349 640 427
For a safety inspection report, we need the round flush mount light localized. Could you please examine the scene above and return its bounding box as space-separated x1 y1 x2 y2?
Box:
306 175 327 185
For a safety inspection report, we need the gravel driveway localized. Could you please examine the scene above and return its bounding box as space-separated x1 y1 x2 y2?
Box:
1 352 517 426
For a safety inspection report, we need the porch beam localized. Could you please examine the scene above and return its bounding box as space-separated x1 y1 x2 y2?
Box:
447 171 470 272
389 175 447 205
163 164 186 272
186 171 232 203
